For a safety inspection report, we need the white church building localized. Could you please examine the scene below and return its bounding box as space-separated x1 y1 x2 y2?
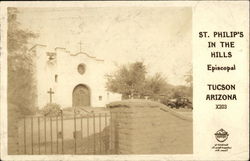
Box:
29 44 121 109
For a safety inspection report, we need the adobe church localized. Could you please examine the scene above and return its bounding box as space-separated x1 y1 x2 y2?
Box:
29 44 121 109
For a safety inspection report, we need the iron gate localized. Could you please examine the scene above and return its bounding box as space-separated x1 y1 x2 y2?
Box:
18 112 111 155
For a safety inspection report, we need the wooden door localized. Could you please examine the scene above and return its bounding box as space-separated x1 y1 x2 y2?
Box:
72 84 90 107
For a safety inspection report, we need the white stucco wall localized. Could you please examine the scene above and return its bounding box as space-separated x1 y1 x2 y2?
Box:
32 45 121 109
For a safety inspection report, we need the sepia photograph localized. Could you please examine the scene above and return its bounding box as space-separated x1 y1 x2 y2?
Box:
7 7 193 155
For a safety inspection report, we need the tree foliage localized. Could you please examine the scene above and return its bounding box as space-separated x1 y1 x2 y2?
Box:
184 68 193 98
41 103 62 117
106 62 172 99
144 73 170 99
184 68 193 88
106 61 193 101
8 7 38 115
106 62 147 99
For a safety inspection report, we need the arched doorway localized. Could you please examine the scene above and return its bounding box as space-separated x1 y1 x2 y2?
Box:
72 84 90 107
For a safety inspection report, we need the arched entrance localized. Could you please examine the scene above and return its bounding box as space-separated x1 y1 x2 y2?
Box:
72 84 90 107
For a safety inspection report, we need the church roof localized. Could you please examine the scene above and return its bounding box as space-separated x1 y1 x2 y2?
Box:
29 44 104 62
71 51 104 62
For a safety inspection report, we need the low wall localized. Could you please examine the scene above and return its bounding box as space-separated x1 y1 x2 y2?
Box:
108 99 193 154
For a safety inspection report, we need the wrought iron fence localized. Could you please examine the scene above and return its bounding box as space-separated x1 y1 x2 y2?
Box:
19 112 111 155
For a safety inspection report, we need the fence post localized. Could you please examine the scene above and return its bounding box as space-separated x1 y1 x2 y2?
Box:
23 117 26 154
56 116 58 154
99 113 102 153
110 113 113 154
61 110 64 154
74 109 77 154
93 113 95 154
44 117 46 154
81 115 83 154
50 117 53 154
38 117 40 154
31 117 33 154
81 116 83 140
105 113 107 154
87 114 89 154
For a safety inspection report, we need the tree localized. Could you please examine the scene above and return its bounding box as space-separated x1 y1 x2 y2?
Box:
8 7 38 115
171 85 192 100
7 7 39 154
106 61 147 98
184 68 193 97
144 73 170 100
106 61 193 102
184 68 193 88
106 62 172 100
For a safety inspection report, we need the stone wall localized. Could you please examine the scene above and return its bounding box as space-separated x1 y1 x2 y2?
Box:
108 99 192 154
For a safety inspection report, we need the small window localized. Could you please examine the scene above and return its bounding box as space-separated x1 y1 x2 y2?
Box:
55 74 58 82
78 63 86 75
99 96 102 101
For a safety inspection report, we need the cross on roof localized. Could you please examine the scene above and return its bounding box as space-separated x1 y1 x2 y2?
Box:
78 41 83 52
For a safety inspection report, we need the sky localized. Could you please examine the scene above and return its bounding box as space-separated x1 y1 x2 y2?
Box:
17 7 192 86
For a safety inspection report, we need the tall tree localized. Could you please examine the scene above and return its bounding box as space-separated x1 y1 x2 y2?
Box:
144 73 170 100
8 7 38 115
106 61 147 98
7 7 38 154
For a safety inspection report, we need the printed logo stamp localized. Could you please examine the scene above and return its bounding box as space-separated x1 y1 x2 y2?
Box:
214 128 229 142
212 128 232 152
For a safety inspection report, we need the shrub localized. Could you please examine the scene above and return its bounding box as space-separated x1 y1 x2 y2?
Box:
41 103 62 116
